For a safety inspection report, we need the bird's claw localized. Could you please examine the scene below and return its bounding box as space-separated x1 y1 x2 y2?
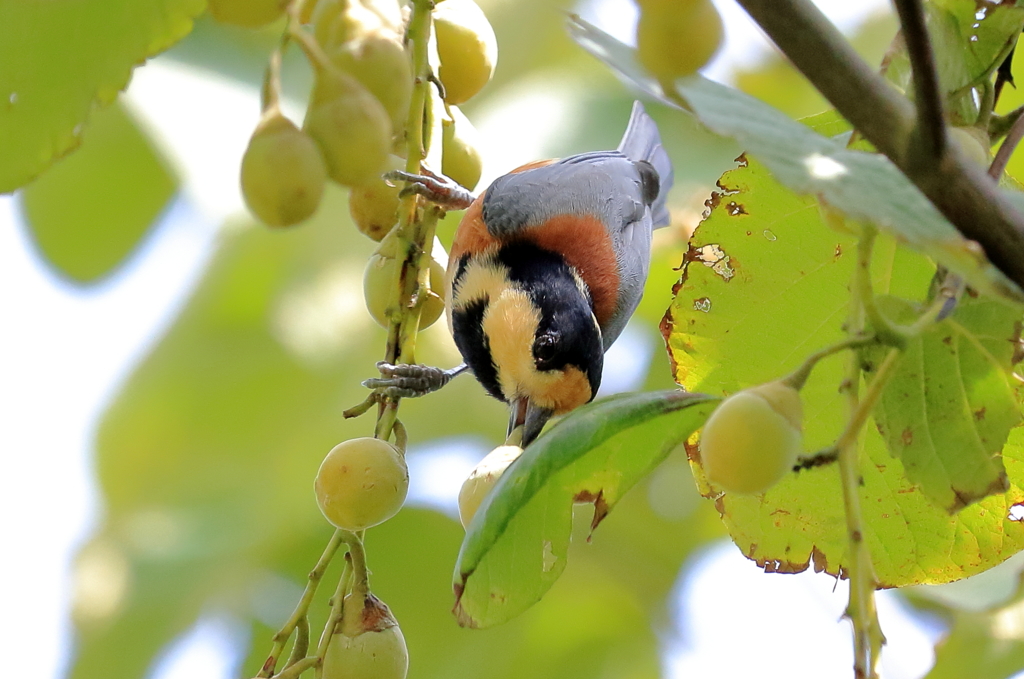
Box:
382 169 476 210
362 361 467 399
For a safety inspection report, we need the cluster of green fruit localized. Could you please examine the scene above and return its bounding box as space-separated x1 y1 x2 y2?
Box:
634 0 724 86
231 0 494 238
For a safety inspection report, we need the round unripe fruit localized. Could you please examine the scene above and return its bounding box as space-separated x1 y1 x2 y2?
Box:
349 156 404 241
363 254 445 329
241 113 327 227
637 0 723 88
325 33 413 132
325 594 408 679
699 381 803 495
442 106 483 191
458 444 523 528
315 437 408 531
304 69 392 187
209 0 286 28
433 0 498 104
950 126 991 168
314 0 392 48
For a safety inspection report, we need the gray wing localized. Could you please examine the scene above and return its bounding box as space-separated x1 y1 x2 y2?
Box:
478 101 673 350
480 155 652 351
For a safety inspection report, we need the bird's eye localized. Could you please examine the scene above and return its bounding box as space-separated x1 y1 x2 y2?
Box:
533 333 559 369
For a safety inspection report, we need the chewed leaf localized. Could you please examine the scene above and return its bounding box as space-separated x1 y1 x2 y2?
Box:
0 0 204 192
453 391 718 628
866 296 1021 512
567 15 1024 305
665 152 1024 587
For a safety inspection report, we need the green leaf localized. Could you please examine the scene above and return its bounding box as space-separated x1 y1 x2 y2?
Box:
453 390 718 629
866 296 1020 512
0 0 205 192
567 15 1024 305
665 154 1024 587
922 574 1024 679
20 101 177 284
884 1 1024 125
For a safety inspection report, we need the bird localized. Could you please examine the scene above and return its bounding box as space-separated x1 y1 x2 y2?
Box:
365 101 673 446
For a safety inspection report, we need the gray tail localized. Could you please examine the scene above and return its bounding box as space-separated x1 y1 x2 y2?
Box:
617 101 674 228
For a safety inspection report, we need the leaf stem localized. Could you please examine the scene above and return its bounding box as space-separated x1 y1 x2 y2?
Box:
257 530 345 678
892 0 946 162
782 335 878 391
854 227 905 349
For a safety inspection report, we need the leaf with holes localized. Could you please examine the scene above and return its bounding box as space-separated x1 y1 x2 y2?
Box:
864 296 1021 512
453 390 718 629
666 153 1024 586
567 15 1024 305
0 0 204 192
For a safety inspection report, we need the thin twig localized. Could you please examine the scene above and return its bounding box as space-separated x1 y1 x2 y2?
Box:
314 556 352 679
257 531 345 678
892 0 946 161
990 110 1024 179
838 232 892 679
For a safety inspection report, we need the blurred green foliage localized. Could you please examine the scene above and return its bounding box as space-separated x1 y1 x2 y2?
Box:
55 2 740 678
10 1 1024 678
21 102 177 283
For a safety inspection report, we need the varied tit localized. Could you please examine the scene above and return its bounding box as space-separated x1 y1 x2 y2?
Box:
367 101 673 445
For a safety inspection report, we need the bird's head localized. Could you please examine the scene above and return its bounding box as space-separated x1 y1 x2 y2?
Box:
450 242 604 444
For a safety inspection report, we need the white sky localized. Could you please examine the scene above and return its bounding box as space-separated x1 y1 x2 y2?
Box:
3 2 1014 679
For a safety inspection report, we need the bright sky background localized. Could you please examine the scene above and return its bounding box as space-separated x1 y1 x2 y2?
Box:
6 1 1019 679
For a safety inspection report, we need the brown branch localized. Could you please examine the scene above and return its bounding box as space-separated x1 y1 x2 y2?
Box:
892 0 946 162
733 0 1024 295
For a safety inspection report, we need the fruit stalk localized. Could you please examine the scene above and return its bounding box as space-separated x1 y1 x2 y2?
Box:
315 555 354 679
374 0 439 442
257 530 345 678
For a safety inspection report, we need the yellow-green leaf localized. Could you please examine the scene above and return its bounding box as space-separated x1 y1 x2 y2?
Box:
454 391 718 628
668 155 1024 587
21 102 177 284
0 0 205 192
866 296 1021 512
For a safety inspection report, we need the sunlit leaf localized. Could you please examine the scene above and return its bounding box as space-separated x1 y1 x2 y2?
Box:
0 0 204 192
567 15 1024 305
666 154 1024 586
20 101 176 284
453 390 718 628
865 296 1020 512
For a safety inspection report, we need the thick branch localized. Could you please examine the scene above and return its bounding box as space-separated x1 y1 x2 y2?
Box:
734 0 1024 295
892 0 946 161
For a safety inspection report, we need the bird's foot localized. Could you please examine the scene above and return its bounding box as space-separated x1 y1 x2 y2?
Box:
384 167 476 210
362 361 469 399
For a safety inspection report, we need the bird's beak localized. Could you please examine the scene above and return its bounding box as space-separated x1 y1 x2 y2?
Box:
509 398 554 447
